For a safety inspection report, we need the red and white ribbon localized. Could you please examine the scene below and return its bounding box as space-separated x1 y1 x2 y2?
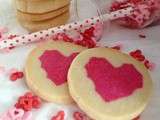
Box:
0 7 133 50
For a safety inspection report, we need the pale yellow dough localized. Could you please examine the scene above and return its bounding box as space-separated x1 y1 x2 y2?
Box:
14 0 70 14
17 11 70 32
16 5 69 22
68 47 153 120
25 41 87 104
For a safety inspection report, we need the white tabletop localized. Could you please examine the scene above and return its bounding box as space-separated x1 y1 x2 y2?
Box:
0 0 160 120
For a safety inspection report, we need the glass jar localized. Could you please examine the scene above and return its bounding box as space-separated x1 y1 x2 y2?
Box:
68 0 111 42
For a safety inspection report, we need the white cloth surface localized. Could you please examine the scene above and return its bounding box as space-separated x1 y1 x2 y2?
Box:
0 0 160 120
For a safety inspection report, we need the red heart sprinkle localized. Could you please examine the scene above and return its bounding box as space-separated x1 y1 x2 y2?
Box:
15 92 41 111
51 111 65 120
73 111 92 120
10 71 24 81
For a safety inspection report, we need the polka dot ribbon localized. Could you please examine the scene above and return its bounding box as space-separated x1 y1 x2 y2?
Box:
0 7 133 50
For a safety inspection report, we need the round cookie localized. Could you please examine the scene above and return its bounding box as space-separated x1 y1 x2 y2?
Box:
25 40 87 104
14 0 70 14
17 11 69 32
16 5 69 22
68 47 153 120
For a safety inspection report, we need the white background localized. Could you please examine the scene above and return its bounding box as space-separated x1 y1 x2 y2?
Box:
0 0 160 119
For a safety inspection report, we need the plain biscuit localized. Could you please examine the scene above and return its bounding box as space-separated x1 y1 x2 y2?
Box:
14 0 70 14
17 11 70 32
16 5 69 22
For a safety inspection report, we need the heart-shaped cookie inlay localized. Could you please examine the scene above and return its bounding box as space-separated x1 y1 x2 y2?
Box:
39 50 78 86
85 57 143 102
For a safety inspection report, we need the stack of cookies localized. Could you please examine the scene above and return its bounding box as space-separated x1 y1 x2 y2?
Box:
14 0 70 32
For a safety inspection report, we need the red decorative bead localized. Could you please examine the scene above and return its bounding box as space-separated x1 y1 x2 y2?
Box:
17 72 24 78
73 112 84 120
73 111 92 120
86 39 96 48
130 49 142 56
136 55 145 62
15 92 41 111
62 34 74 43
32 96 41 109
18 97 33 111
82 27 95 38
9 71 24 81
144 60 150 69
129 49 154 70
129 49 145 62
51 111 65 120
10 72 19 81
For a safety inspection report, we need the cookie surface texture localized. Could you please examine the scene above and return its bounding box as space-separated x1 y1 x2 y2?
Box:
17 11 70 32
14 0 70 14
25 40 86 104
16 5 69 22
68 47 153 120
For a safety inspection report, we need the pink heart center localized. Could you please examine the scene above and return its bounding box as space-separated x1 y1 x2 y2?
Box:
85 57 143 102
39 50 78 86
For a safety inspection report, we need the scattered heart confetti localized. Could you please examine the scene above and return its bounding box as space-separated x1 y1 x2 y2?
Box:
0 107 32 120
9 71 24 81
15 92 42 111
129 49 155 70
73 111 93 120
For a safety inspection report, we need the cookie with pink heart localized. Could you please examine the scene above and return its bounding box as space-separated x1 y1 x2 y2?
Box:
25 40 86 104
68 47 153 120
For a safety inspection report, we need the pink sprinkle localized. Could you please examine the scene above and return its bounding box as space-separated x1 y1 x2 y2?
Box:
144 60 156 70
0 107 32 120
